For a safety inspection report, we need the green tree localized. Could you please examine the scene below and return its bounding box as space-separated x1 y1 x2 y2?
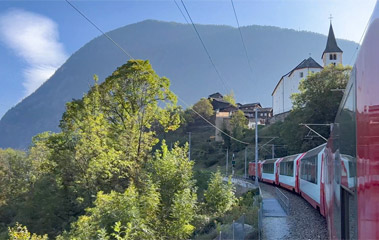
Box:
192 98 214 121
150 142 197 239
203 170 236 216
0 60 183 238
263 64 351 154
223 91 236 106
292 64 351 119
64 182 159 240
55 60 181 205
0 149 28 207
230 110 247 134
98 60 180 183
8 223 47 240
229 110 247 150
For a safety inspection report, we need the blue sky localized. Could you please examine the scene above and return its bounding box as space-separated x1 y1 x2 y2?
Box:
0 0 377 118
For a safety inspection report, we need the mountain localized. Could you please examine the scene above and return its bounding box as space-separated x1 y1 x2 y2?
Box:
0 20 357 149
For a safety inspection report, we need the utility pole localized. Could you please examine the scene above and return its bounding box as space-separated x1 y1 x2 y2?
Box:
272 144 275 159
226 148 229 176
188 132 191 161
255 108 259 186
244 147 247 179
232 153 235 176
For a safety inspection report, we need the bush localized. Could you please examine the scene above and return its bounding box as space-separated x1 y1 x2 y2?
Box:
203 171 237 216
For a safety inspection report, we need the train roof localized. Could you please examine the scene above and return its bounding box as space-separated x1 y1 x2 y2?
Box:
302 143 326 159
280 154 301 163
262 158 279 164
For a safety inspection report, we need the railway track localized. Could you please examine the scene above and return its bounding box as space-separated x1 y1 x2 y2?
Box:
260 182 328 239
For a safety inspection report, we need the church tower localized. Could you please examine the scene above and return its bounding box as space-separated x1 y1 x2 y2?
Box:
322 23 343 66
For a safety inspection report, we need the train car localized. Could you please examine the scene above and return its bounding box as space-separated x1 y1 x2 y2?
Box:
324 2 379 238
261 158 281 184
278 153 305 192
248 160 264 181
299 144 326 216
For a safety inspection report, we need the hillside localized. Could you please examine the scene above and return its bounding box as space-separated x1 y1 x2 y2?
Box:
0 20 357 149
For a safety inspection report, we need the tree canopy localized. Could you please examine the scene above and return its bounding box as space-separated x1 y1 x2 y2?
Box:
0 60 246 240
192 98 214 121
261 64 352 155
223 91 236 106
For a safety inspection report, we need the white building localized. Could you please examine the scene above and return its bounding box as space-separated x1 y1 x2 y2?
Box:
272 23 343 116
272 57 323 115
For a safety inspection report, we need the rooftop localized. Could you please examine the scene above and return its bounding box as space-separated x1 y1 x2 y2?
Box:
322 23 343 57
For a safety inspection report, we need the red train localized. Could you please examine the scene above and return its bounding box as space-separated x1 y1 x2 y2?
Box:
249 2 379 239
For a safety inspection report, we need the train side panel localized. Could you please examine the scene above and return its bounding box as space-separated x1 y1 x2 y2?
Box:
278 153 305 192
355 4 379 239
261 158 280 184
299 144 326 214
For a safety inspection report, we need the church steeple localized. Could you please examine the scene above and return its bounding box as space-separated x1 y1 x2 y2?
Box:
322 22 343 66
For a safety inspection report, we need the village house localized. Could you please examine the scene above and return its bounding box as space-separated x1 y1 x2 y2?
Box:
208 93 273 141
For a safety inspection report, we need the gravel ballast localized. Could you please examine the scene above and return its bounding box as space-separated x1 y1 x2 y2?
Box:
259 182 328 240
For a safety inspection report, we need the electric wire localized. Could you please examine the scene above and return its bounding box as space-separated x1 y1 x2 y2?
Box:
173 0 189 24
65 0 134 60
180 0 230 93
177 95 250 145
65 0 249 145
230 0 254 76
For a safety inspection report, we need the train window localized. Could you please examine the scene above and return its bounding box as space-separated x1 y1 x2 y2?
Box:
280 161 294 176
300 156 318 184
339 84 356 167
334 67 357 239
263 163 274 174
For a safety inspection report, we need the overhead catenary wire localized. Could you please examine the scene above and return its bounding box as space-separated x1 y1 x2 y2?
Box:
177 96 250 145
65 0 249 146
230 0 254 76
65 0 134 60
180 0 230 93
173 0 189 24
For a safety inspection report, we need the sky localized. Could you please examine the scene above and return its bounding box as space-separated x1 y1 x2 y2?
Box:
0 0 377 118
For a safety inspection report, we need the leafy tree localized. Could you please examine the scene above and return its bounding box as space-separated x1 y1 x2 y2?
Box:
192 98 214 121
8 223 47 240
0 149 28 207
64 182 159 240
55 60 181 205
230 110 247 150
0 60 183 238
203 170 236 216
62 142 197 240
263 64 351 154
223 91 236 106
150 142 197 239
292 64 351 120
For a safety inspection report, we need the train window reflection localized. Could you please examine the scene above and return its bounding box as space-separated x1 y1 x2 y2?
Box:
301 156 318 184
280 161 294 176
263 163 274 174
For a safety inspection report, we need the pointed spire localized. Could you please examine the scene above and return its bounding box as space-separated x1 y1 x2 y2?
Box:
322 23 343 58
